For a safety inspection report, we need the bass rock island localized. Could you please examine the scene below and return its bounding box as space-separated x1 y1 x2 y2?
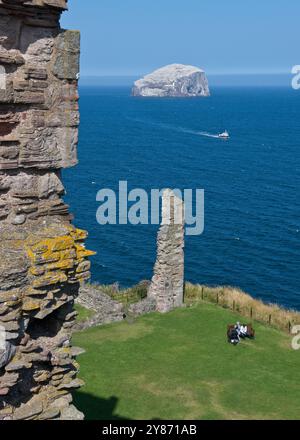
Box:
132 64 210 97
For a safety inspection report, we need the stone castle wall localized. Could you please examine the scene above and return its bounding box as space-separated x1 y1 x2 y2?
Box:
148 190 185 313
0 0 94 420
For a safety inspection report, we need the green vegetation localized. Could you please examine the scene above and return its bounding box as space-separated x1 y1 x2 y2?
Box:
73 302 300 420
74 303 95 322
87 281 149 305
185 283 300 333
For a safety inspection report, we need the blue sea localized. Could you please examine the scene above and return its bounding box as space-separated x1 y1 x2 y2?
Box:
64 86 300 310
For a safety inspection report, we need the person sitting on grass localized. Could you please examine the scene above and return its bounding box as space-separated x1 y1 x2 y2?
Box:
229 326 240 345
239 325 248 337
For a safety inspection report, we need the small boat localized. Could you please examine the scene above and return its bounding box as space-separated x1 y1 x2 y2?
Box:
218 130 230 139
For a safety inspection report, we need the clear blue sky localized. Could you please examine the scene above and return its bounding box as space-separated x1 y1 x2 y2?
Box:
62 0 299 76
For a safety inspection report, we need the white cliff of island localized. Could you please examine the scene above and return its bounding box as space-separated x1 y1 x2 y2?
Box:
132 64 210 97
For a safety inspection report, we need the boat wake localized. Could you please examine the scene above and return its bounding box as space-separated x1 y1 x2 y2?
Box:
177 127 221 139
195 131 220 139
127 117 223 139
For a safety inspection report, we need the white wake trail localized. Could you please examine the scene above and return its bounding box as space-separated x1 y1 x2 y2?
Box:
173 126 220 139
127 117 221 139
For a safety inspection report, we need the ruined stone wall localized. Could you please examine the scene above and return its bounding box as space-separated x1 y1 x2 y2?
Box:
148 190 185 313
0 0 94 420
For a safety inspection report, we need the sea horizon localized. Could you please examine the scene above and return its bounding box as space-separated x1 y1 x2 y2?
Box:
78 73 293 88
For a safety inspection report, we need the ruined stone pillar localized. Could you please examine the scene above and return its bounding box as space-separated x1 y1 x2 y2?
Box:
148 189 185 313
0 0 94 420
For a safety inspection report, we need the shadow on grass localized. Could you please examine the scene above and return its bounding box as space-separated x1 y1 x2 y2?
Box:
73 392 130 420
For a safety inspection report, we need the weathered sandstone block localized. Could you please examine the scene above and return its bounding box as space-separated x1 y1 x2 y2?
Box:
0 0 94 420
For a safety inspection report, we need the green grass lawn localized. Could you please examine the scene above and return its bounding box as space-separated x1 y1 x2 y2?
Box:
72 302 300 420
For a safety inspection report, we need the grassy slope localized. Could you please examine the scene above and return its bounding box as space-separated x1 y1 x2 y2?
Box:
72 303 300 420
74 303 95 322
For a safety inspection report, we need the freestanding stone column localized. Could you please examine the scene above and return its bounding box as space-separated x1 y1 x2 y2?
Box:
0 0 94 420
148 189 185 313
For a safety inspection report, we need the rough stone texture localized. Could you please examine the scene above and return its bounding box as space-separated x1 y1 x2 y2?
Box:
127 297 156 317
0 1 68 10
75 284 156 330
75 284 125 330
0 0 94 420
148 190 185 313
132 64 210 97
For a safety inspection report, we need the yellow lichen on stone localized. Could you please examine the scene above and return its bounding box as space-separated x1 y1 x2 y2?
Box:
69 227 88 241
50 236 74 252
76 260 90 273
24 227 95 291
45 259 75 271
22 300 41 312
59 249 77 261
26 236 74 264
29 266 45 276
75 244 96 260
0 0 88 418
32 271 68 288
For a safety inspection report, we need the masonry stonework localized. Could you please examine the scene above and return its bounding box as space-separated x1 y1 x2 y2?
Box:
0 0 94 420
148 189 185 313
